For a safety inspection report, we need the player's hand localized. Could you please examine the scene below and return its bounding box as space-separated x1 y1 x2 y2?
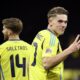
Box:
68 34 80 53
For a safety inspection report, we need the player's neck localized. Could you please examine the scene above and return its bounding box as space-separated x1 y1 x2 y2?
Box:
47 27 59 37
8 34 20 40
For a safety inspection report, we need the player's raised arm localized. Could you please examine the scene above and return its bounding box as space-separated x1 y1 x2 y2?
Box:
43 34 80 70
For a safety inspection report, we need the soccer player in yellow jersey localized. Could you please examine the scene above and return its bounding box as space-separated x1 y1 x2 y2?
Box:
0 18 34 80
29 7 80 80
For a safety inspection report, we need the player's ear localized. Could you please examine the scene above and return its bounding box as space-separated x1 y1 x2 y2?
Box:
7 29 12 35
48 17 53 27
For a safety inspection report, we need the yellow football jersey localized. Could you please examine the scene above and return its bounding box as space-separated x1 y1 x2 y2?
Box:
29 29 63 80
0 40 34 80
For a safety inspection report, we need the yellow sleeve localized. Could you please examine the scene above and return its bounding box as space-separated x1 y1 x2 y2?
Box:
42 46 58 57
0 46 2 56
42 33 58 57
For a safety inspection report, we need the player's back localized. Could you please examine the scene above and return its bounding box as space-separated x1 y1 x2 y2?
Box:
0 40 34 80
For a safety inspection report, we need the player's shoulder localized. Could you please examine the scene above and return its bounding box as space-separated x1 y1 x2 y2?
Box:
36 29 50 38
38 29 49 35
20 40 31 46
21 40 34 49
0 41 9 47
34 29 47 41
21 40 29 45
0 41 9 52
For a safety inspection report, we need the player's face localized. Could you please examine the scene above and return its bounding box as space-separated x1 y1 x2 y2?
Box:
49 14 68 36
2 26 9 40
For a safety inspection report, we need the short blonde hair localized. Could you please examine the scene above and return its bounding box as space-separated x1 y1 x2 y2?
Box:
47 6 68 18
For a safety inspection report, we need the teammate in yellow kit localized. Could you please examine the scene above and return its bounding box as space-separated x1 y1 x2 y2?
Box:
29 7 80 80
0 18 34 80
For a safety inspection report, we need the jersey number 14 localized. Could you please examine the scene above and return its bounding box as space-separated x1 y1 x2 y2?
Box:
10 54 26 77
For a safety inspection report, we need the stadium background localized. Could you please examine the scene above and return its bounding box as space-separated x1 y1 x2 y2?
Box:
0 0 80 79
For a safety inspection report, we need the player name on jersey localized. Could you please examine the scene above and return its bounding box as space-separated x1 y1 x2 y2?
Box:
6 46 28 51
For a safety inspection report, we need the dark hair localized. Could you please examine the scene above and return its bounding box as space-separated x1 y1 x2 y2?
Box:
47 6 69 19
2 18 23 34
